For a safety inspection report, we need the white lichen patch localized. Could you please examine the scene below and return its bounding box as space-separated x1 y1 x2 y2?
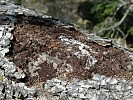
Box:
0 25 13 40
44 74 133 100
0 24 25 79
59 35 97 68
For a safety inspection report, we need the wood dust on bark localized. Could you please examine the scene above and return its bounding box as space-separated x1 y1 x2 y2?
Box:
7 16 132 85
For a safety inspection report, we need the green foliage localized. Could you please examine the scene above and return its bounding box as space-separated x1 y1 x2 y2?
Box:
103 1 118 16
87 0 118 38
80 0 133 41
91 0 118 23
128 27 133 35
78 0 119 31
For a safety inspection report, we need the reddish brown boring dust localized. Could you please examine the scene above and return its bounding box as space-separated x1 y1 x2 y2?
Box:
7 16 132 85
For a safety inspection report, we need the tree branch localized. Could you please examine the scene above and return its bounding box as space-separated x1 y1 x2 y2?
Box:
97 4 132 34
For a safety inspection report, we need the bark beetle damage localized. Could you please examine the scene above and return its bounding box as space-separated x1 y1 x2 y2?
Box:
7 16 132 85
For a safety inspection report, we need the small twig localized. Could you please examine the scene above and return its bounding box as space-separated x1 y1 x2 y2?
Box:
113 3 125 17
117 28 128 39
117 28 125 37
115 31 119 39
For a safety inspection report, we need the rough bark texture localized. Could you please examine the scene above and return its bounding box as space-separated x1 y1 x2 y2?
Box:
0 1 132 100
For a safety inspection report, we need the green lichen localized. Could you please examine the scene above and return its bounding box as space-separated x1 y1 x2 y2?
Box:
0 76 3 83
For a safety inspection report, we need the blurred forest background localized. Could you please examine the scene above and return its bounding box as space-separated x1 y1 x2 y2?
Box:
12 0 133 50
